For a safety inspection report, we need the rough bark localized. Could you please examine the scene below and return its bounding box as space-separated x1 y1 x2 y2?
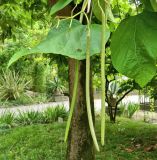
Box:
48 1 95 158
66 59 95 160
108 96 117 123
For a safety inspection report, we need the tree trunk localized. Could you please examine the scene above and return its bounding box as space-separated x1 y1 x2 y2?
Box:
108 105 114 122
108 96 117 123
108 104 117 123
66 59 95 160
49 1 95 158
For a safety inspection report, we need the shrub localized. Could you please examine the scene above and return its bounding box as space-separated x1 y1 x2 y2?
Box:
53 105 68 121
16 110 44 125
0 105 68 127
0 70 30 100
43 105 68 123
127 103 140 118
43 107 56 123
118 103 140 118
118 103 126 117
47 77 66 95
0 111 15 127
32 59 48 93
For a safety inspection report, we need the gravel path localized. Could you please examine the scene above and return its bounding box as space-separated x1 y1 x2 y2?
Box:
0 96 157 124
0 99 104 115
0 94 140 115
0 101 69 115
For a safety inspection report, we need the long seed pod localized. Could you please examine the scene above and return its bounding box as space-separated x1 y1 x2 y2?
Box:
98 0 107 146
86 24 100 152
64 0 89 142
64 60 79 142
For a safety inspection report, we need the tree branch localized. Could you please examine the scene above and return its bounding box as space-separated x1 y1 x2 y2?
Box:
116 88 133 106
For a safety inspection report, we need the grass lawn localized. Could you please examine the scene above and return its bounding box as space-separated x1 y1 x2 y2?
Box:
0 117 157 160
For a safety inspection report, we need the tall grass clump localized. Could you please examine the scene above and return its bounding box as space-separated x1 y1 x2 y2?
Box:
0 70 30 100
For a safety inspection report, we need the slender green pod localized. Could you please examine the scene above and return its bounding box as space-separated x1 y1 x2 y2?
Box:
86 24 100 152
97 0 107 146
64 0 89 142
64 60 79 142
100 11 106 146
64 0 100 151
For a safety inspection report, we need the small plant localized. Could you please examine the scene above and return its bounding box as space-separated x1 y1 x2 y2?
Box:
16 110 43 125
53 105 68 121
127 103 140 118
118 103 126 117
0 111 15 127
43 107 56 123
0 70 30 100
44 105 68 123
47 77 66 95
15 105 68 125
118 103 140 118
32 59 47 93
15 111 28 125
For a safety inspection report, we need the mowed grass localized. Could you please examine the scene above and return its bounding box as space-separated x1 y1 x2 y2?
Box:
0 117 157 160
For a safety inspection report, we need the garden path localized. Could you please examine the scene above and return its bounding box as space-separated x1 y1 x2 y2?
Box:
0 96 157 124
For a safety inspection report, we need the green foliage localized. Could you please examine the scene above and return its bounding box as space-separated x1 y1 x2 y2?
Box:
118 103 140 118
0 24 49 97
0 1 30 42
0 93 49 107
43 105 68 123
0 105 68 126
111 0 134 21
47 77 66 95
8 19 110 66
0 111 15 127
0 0 50 42
0 70 30 100
127 103 140 118
111 11 157 87
147 76 157 100
108 81 120 95
118 103 126 116
43 107 56 123
32 58 48 93
16 110 43 125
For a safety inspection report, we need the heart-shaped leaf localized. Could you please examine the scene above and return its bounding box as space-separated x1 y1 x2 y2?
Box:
8 19 110 67
111 12 157 87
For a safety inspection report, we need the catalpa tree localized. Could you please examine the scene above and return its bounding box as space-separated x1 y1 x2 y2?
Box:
8 0 157 159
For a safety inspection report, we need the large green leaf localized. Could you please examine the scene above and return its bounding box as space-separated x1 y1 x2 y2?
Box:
111 11 157 87
8 19 110 67
50 0 72 15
